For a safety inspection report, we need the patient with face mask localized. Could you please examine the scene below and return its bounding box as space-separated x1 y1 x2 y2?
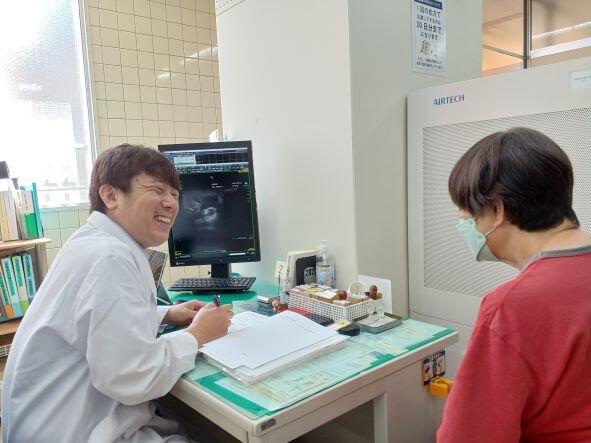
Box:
455 218 497 262
437 127 591 442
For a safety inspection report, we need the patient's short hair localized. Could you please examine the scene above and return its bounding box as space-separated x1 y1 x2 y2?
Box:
448 127 579 231
89 144 181 213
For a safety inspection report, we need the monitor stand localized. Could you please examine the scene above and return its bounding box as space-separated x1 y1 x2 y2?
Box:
211 263 231 279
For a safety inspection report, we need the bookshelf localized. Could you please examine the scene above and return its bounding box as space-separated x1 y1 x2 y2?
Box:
0 237 51 255
0 319 21 335
0 238 50 355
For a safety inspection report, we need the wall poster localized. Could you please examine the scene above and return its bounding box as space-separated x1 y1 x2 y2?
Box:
412 0 446 76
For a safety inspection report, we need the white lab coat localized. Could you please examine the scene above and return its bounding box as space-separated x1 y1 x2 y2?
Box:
2 212 198 443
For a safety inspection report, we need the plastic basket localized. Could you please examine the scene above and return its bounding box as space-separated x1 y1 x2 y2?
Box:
287 291 372 321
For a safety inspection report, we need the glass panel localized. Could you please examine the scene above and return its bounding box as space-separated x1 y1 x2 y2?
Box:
532 0 591 51
531 45 591 66
0 0 93 207
483 0 524 55
482 48 523 77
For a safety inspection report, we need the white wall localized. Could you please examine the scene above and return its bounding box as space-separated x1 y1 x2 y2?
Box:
215 0 482 308
349 0 483 315
216 0 357 287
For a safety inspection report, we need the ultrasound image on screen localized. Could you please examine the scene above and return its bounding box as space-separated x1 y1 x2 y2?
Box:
172 168 255 256
181 190 223 231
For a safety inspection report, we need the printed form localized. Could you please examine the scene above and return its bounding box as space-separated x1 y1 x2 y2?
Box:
201 310 337 369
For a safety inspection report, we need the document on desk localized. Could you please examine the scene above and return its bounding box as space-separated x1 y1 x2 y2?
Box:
210 340 385 413
227 310 268 333
230 333 347 382
201 310 341 371
185 318 455 417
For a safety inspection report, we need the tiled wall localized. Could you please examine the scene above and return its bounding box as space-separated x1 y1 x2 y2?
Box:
86 0 223 153
41 206 208 286
40 0 223 286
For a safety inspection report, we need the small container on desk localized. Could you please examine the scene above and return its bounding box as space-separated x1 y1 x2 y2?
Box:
287 290 372 322
354 312 402 334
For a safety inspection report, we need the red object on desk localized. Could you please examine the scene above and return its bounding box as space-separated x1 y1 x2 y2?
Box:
286 307 308 316
271 299 289 313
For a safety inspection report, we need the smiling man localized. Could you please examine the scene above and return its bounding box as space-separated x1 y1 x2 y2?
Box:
2 145 233 443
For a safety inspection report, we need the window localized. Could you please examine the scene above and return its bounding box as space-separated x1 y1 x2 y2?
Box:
483 0 591 76
482 0 525 76
531 0 591 66
0 0 94 207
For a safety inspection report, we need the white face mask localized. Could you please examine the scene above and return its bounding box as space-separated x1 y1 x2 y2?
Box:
455 218 499 262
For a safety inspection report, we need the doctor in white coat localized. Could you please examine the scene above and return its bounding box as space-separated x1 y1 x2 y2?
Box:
2 144 233 442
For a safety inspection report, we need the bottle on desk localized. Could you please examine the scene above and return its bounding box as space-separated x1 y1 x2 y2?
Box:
315 240 335 288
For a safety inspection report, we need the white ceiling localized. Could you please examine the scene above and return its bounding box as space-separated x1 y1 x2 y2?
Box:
531 0 591 32
483 0 523 54
484 0 591 36
483 0 522 26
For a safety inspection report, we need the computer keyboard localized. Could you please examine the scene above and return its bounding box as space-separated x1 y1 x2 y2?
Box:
169 276 256 292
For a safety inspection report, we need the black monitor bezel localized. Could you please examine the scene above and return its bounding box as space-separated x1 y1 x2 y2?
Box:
158 140 261 267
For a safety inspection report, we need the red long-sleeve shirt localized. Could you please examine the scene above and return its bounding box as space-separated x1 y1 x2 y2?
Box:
438 249 591 442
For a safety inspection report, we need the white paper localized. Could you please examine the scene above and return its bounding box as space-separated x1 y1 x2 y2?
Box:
231 334 348 383
228 311 268 334
201 311 337 369
357 274 393 313
570 69 591 90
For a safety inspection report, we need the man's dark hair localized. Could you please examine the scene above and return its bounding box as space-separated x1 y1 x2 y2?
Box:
89 144 181 213
448 127 579 232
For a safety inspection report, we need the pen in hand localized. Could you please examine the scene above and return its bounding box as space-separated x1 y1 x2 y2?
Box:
213 294 221 307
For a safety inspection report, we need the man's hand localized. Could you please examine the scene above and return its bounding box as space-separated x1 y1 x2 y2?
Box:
162 299 208 326
185 303 233 346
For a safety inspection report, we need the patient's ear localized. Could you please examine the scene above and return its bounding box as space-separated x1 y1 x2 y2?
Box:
99 184 120 210
493 200 506 227
458 209 471 219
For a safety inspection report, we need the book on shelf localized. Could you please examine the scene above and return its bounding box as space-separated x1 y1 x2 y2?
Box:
0 270 12 318
22 252 37 299
1 256 22 318
0 184 19 242
0 194 8 242
0 181 43 242
19 184 44 239
12 255 30 314
15 189 35 239
0 251 40 322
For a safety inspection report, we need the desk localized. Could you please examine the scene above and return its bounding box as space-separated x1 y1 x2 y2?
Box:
168 284 458 442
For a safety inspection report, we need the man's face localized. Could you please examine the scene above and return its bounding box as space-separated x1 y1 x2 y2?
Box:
106 173 180 248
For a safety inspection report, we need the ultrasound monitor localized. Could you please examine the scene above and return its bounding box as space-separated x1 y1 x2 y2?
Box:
159 141 261 280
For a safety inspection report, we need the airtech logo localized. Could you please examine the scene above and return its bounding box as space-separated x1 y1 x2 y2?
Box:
433 94 464 106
